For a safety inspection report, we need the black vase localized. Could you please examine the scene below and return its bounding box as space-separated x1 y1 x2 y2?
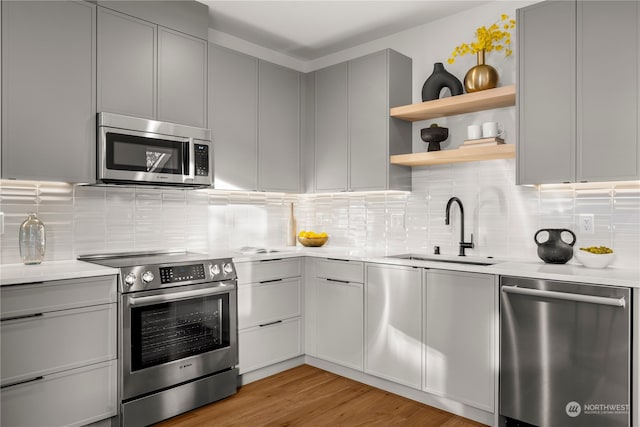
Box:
421 62 464 102
534 228 576 264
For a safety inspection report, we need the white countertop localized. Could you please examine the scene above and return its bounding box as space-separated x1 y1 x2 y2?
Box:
0 260 119 286
1 248 638 288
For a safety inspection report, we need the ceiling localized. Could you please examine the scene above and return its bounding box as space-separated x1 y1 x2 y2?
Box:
203 1 491 60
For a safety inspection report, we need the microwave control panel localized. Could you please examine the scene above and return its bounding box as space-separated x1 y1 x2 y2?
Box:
194 144 209 176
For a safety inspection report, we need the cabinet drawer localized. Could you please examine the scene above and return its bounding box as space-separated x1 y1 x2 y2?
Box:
235 258 301 285
317 258 364 283
0 275 117 318
1 360 116 427
238 278 301 329
238 317 302 374
1 304 116 384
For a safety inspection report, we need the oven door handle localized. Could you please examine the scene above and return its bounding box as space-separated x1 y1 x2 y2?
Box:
502 285 626 307
128 286 231 306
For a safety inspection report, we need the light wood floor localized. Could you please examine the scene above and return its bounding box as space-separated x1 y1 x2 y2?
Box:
155 365 488 427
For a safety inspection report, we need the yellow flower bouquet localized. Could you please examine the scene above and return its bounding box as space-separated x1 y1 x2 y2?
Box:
448 14 516 64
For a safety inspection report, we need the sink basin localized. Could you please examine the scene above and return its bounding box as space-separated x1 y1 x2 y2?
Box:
238 247 280 255
386 254 497 266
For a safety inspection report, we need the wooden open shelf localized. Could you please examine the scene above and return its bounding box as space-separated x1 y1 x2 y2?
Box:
390 144 515 167
390 85 516 122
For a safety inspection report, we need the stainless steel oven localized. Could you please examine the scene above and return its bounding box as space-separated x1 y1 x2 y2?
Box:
79 251 238 427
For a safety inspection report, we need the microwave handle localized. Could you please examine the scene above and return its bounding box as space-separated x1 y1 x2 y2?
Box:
188 140 195 181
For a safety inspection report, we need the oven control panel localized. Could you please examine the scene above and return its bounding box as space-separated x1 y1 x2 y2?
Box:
159 264 206 284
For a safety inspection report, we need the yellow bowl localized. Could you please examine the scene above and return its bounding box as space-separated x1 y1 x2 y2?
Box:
298 236 328 247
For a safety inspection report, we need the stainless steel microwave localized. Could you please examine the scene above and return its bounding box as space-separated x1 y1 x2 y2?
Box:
97 112 212 187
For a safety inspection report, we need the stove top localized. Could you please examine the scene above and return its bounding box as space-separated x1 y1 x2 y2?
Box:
78 250 236 293
78 250 217 268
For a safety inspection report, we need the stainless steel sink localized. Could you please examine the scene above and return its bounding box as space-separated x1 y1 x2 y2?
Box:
386 254 497 266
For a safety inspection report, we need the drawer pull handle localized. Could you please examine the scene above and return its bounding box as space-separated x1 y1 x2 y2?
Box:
327 258 349 262
259 320 283 328
259 279 284 284
259 258 284 262
325 278 350 284
1 376 44 389
1 312 44 322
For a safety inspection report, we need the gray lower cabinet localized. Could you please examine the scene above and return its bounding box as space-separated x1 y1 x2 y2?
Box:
0 275 117 427
97 7 157 120
423 270 495 412
1 0 96 183
208 44 301 192
517 0 639 184
313 49 412 192
97 6 207 128
365 263 422 389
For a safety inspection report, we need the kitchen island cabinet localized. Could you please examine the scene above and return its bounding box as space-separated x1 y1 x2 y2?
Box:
517 0 639 184
313 49 412 192
0 275 117 427
365 263 422 389
423 270 496 412
209 44 301 192
1 0 96 183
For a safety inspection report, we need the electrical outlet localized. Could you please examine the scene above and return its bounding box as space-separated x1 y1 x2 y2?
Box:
579 214 595 234
0 212 4 235
390 213 405 230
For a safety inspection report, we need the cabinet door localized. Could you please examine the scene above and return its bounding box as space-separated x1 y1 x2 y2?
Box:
316 279 363 371
578 1 639 182
158 27 207 127
424 270 495 411
97 7 156 120
365 264 422 389
258 61 300 192
208 44 258 190
349 51 387 191
1 0 96 183
315 63 348 192
517 1 576 185
238 317 302 374
237 278 301 329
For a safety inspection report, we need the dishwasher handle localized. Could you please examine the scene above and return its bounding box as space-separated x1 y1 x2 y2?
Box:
502 285 626 308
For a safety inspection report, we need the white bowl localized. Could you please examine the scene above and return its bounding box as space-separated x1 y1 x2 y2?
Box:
574 250 615 269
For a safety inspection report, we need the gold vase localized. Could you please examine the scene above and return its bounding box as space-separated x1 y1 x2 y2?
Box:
464 50 498 93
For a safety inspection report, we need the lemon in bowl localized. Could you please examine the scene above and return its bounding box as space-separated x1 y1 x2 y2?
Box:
297 230 329 247
574 246 615 269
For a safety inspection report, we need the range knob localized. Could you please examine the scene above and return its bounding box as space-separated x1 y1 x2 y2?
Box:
223 263 233 275
210 264 221 276
141 271 155 284
124 273 136 287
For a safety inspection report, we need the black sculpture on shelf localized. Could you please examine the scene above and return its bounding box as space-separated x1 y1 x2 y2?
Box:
421 124 448 152
421 62 464 102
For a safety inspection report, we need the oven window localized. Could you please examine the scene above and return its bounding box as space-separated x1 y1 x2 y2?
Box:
106 132 188 174
131 294 230 371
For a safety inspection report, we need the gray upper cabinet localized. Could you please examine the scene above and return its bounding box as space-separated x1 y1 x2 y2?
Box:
577 1 639 182
2 0 96 183
349 50 412 191
315 62 349 192
97 8 156 120
208 44 258 191
314 49 412 193
208 44 301 192
96 4 207 128
258 61 301 192
158 27 207 127
517 0 639 184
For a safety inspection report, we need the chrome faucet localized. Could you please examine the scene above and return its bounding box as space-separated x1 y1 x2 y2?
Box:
445 197 474 256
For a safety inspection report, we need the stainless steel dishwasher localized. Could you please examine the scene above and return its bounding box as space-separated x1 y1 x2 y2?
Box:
500 276 631 427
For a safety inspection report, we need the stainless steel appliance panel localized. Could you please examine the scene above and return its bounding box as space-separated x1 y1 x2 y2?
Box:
500 276 631 427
